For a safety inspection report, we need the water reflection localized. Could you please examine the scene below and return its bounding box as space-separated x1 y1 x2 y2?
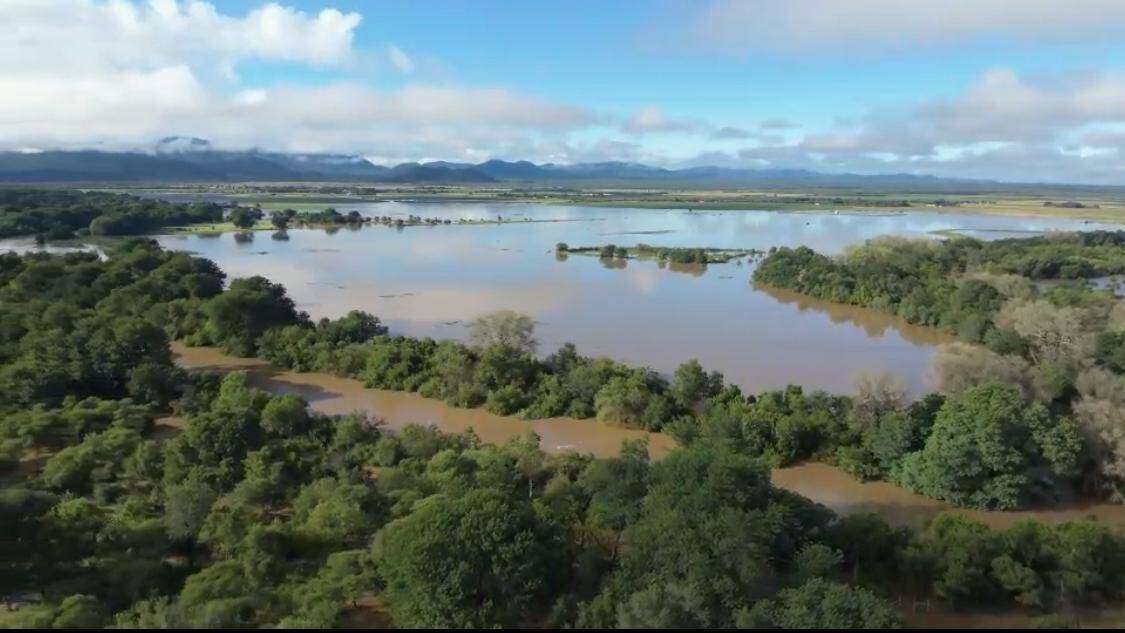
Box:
756 285 954 346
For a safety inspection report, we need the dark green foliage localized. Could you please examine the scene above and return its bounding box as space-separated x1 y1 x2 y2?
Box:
258 324 686 430
742 578 904 628
899 381 1082 509
226 206 264 229
754 233 1125 346
906 514 1125 609
374 488 567 627
1095 330 1125 374
0 188 223 239
201 276 305 355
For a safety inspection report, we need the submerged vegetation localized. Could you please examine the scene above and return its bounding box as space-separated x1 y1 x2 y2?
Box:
558 242 763 264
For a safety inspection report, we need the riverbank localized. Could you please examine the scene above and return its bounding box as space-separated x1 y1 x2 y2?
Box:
171 342 1125 531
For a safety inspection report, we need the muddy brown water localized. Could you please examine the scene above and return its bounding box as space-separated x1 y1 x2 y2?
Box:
173 343 1125 531
172 343 675 459
148 202 1121 395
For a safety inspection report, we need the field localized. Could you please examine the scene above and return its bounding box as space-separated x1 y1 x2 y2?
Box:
116 183 1125 223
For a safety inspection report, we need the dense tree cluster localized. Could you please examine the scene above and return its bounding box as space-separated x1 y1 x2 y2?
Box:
754 233 1125 504
0 189 223 239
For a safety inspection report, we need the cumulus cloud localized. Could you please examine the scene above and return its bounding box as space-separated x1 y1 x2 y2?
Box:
692 0 1125 54
3 0 362 77
0 73 601 153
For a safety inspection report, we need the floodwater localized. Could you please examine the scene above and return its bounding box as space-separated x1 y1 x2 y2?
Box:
173 343 1125 531
150 202 1118 394
172 343 675 459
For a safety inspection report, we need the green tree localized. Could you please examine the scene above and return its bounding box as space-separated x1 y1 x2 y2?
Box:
900 381 1080 509
228 206 264 229
373 488 566 627
741 578 902 628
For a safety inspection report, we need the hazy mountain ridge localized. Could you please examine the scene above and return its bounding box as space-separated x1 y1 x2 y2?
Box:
0 147 1093 190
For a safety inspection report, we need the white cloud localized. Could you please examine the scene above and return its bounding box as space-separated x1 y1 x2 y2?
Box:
692 0 1125 54
387 44 416 74
2 0 362 78
0 1 608 159
0 72 601 153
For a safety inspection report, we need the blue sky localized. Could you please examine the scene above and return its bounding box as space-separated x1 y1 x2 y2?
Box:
4 0 1125 183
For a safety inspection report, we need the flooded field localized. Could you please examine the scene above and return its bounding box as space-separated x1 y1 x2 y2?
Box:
174 343 1125 531
151 202 1118 394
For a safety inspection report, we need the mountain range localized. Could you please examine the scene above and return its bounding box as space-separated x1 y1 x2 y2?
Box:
0 142 1075 191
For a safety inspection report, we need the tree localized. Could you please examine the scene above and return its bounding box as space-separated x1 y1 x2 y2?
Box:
228 206 264 229
165 474 218 543
996 300 1093 364
931 342 1032 399
740 578 902 628
851 371 907 429
373 488 566 628
203 276 302 355
260 394 310 437
1072 368 1125 500
270 209 296 230
468 310 537 354
670 359 722 409
899 381 1081 509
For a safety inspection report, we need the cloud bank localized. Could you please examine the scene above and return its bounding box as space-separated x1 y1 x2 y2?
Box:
693 0 1125 54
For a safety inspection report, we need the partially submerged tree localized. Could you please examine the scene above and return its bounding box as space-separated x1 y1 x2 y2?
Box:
468 310 538 354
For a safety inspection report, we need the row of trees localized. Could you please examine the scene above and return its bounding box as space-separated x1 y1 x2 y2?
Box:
0 189 225 239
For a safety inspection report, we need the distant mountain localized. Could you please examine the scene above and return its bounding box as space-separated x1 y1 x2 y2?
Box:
0 147 1038 189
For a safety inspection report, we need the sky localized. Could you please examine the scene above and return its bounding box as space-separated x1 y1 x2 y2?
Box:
3 0 1125 184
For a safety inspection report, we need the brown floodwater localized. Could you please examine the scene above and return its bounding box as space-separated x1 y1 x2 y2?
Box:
773 463 1125 530
172 343 675 459
173 343 1125 531
149 202 1120 395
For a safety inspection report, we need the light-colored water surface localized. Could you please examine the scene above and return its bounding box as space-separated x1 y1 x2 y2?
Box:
151 202 1118 394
